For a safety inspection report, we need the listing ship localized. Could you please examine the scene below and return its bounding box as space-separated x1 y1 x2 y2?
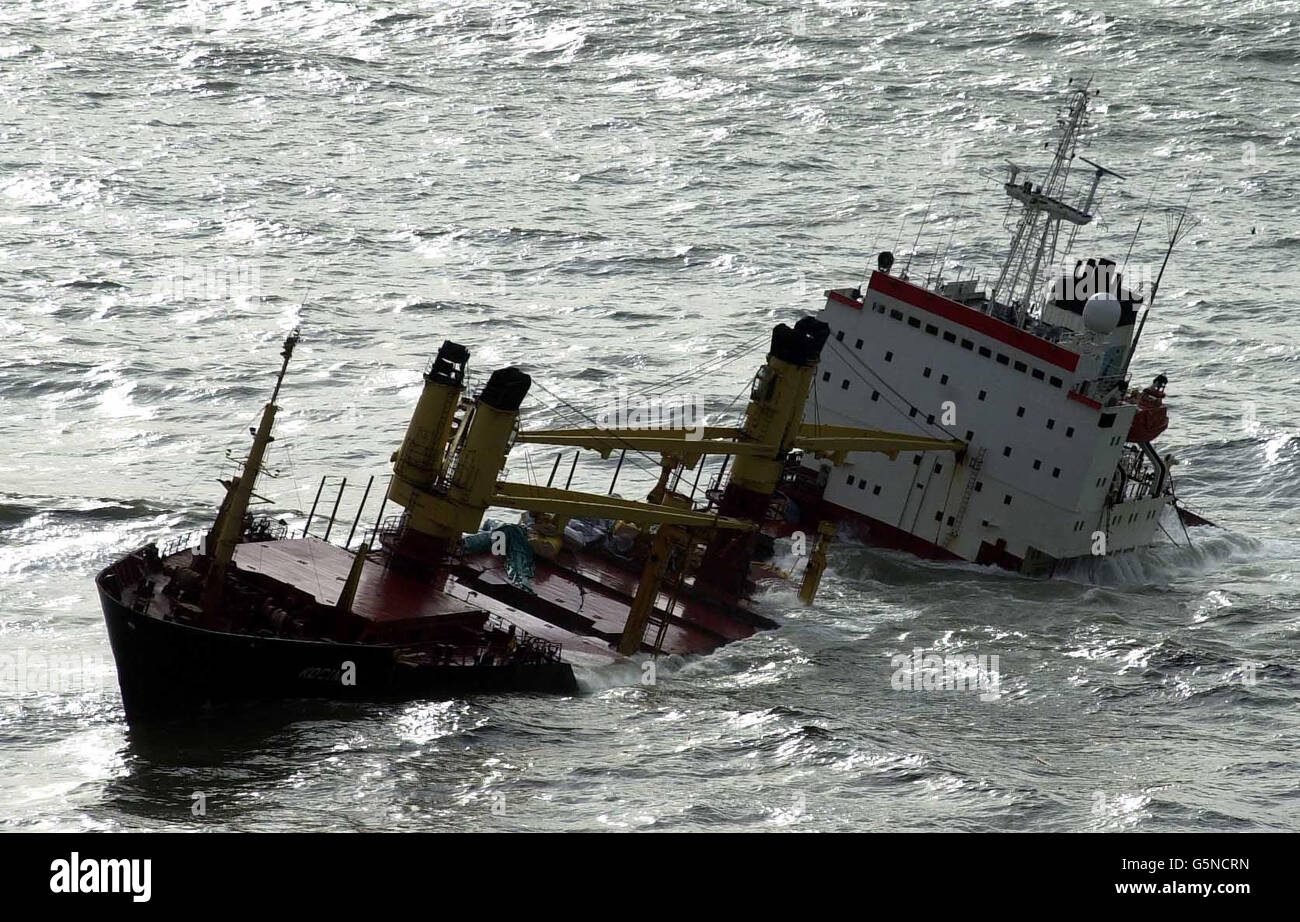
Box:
96 322 961 724
780 82 1208 574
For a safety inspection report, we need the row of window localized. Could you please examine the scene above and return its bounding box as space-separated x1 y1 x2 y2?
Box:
1071 507 1161 532
844 467 1015 510
844 464 1157 535
824 372 1082 447
1119 508 1160 524
851 301 1068 389
845 473 883 496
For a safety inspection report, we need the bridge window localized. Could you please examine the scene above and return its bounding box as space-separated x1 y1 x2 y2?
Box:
979 346 992 358
925 323 938 335
996 353 1010 365
908 316 921 328
943 331 956 343
1032 368 1045 381
961 338 974 350
1014 360 1027 373
890 309 903 320
1049 376 1063 388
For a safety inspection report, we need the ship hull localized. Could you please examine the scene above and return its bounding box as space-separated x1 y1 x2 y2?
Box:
778 483 1027 571
800 277 1173 570
96 568 577 725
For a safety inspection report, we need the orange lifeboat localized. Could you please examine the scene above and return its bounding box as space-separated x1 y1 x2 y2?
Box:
1127 374 1169 443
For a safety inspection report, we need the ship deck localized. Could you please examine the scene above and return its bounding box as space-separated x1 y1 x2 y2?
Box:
227 537 770 669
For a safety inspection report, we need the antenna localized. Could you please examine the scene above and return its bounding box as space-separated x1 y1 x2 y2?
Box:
901 188 936 278
988 83 1097 325
890 177 925 256
1118 190 1201 381
927 193 973 291
1065 156 1125 252
1122 182 1159 275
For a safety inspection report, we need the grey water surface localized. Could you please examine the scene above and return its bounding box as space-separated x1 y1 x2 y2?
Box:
1 0 1298 830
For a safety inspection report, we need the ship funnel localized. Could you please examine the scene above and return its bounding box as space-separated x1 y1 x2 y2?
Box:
479 366 531 412
429 340 469 387
771 317 830 367
387 362 532 569
391 340 471 492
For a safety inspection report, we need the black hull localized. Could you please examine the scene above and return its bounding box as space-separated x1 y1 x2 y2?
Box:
96 571 577 725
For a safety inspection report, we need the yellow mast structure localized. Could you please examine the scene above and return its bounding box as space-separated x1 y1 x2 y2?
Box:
201 330 299 612
376 317 964 656
193 317 964 658
514 318 963 601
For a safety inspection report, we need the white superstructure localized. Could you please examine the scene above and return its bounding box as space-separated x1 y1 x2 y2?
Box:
792 82 1183 574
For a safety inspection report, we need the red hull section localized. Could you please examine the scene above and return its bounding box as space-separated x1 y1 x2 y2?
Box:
776 482 1025 572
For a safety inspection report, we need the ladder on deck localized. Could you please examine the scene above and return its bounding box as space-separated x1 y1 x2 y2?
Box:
945 447 987 545
646 545 691 658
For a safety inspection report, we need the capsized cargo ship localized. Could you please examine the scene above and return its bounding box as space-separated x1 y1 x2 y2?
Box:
96 321 962 724
777 82 1212 575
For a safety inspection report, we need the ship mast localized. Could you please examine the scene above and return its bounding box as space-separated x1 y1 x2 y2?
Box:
988 81 1107 326
201 330 299 610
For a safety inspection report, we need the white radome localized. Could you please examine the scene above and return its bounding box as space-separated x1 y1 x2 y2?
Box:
1083 293 1122 333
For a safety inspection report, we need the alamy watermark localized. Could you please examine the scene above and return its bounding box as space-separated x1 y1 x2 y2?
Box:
1048 258 1159 303
0 651 114 695
890 648 1002 701
593 386 704 439
152 257 262 305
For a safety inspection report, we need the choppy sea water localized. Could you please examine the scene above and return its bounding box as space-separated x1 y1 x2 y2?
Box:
1 0 1298 831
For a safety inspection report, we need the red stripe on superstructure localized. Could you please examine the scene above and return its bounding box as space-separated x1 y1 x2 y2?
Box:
866 270 1080 373
826 290 863 310
1067 390 1102 410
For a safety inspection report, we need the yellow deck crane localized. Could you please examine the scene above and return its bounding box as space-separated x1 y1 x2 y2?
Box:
513 318 964 607
197 318 965 659
379 343 760 656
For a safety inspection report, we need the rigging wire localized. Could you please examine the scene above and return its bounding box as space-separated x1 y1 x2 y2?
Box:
826 337 963 441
